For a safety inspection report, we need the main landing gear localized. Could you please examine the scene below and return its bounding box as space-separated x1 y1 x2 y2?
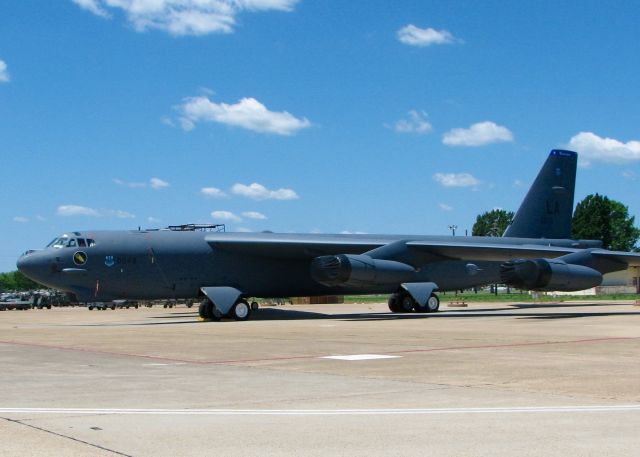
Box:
198 298 252 321
388 291 440 314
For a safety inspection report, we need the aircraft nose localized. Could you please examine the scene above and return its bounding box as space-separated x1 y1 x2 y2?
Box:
17 251 50 283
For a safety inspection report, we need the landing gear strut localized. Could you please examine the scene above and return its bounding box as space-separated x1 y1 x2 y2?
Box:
388 291 439 314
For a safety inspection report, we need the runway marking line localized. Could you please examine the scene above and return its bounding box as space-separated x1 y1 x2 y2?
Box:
0 336 638 366
1 405 640 416
322 354 402 361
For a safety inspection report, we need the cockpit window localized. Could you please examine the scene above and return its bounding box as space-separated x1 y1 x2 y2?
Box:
46 235 76 249
78 238 87 247
87 239 96 247
51 238 67 249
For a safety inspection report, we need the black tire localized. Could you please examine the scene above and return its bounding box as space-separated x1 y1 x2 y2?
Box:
230 299 251 321
88 306 94 310
250 301 259 311
426 293 440 313
399 295 415 312
198 301 210 319
388 294 402 313
413 300 429 313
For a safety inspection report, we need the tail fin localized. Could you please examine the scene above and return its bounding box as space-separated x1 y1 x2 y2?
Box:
503 149 577 239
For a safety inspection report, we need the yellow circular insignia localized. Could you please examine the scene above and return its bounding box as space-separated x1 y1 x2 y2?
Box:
73 251 88 266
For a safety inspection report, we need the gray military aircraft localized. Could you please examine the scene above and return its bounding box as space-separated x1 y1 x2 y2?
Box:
17 150 640 321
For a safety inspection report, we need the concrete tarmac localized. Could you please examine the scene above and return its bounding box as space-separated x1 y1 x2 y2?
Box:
1 300 640 456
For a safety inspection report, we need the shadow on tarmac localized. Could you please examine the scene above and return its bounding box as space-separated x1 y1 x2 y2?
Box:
68 302 640 326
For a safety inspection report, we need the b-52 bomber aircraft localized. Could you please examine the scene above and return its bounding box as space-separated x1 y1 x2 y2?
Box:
17 150 640 321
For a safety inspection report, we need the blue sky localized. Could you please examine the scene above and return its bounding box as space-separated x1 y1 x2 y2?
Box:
2 0 640 272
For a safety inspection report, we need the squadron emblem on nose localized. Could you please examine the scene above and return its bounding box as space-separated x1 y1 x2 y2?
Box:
73 251 88 266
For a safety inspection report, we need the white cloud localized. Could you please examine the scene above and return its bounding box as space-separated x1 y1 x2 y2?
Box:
72 0 299 36
397 24 458 47
0 60 9 83
114 178 146 188
201 187 227 198
391 110 432 134
621 170 637 180
231 182 299 200
161 116 175 127
147 216 161 223
211 210 242 222
35 215 47 222
177 95 311 135
442 121 514 147
57 205 101 217
433 172 481 187
438 203 453 211
236 227 253 233
56 205 135 218
114 177 169 189
242 211 267 220
72 0 109 18
513 179 525 188
110 209 135 219
339 230 368 235
566 132 640 166
150 177 170 189
13 216 28 223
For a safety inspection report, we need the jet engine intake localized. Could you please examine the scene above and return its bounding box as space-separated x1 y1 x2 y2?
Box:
500 258 602 291
310 254 416 287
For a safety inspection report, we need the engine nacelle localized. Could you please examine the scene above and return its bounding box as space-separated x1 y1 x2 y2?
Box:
500 258 602 292
310 254 416 287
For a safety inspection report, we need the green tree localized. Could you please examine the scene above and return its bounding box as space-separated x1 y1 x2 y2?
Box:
0 271 42 292
572 193 640 251
472 209 514 236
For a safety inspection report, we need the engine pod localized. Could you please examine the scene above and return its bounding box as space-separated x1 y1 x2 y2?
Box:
310 254 416 287
500 258 602 292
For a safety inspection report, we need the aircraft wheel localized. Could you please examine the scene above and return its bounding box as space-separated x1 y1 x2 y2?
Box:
413 300 429 313
88 305 94 310
250 301 259 311
426 294 440 313
399 295 415 312
230 299 251 321
198 300 211 319
388 294 402 313
199 300 221 321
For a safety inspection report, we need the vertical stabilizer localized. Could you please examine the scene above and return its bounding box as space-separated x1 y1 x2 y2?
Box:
503 150 577 239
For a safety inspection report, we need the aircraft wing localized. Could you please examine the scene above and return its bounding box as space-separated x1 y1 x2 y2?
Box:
590 249 640 267
404 241 578 262
206 234 580 262
205 234 385 259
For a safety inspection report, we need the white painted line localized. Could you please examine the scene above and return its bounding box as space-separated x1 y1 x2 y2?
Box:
321 354 402 361
142 363 186 367
1 406 639 416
